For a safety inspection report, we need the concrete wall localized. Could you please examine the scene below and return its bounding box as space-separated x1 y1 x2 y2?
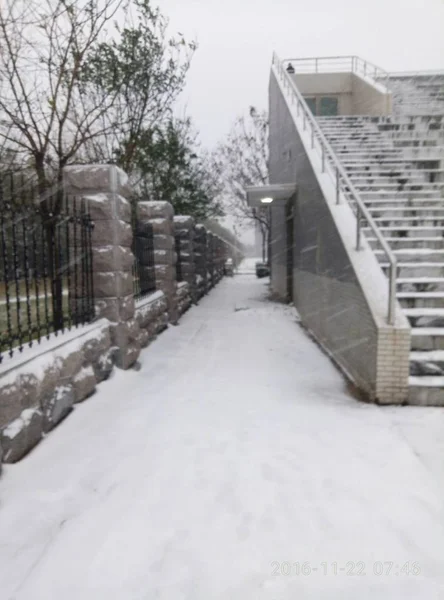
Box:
293 72 353 115
269 70 410 403
352 73 392 115
291 71 391 116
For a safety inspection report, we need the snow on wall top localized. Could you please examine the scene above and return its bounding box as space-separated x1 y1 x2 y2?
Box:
0 319 110 385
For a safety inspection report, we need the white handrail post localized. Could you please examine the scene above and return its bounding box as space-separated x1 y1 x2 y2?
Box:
356 206 362 250
388 262 397 325
336 168 340 204
321 145 325 172
315 58 318 73
311 125 314 148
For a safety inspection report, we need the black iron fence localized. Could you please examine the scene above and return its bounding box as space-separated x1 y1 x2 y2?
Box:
132 220 156 299
0 175 95 362
175 234 183 282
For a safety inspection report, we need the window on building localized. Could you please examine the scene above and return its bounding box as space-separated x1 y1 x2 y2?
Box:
305 97 317 115
319 96 338 116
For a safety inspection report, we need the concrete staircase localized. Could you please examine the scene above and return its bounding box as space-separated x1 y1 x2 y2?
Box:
381 74 444 117
317 114 444 404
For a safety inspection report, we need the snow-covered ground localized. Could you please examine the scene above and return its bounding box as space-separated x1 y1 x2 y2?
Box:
1 272 444 599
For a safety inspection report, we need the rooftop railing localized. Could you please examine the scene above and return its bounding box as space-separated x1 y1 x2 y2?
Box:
272 53 398 325
281 55 390 88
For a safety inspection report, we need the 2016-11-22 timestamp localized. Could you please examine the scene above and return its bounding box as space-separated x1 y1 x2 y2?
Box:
271 561 422 577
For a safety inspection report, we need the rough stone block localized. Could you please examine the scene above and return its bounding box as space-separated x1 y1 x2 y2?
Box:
175 228 194 240
109 319 140 346
150 218 173 235
59 349 84 382
94 271 133 298
154 264 175 281
82 193 131 223
0 408 43 463
72 366 97 403
92 246 134 273
153 235 174 251
136 328 151 349
138 201 174 220
81 327 112 366
92 219 132 248
135 300 156 328
41 385 74 433
64 165 130 198
92 349 115 383
37 361 62 401
154 249 176 266
118 342 141 370
180 264 196 277
0 374 40 428
96 294 135 322
174 216 194 229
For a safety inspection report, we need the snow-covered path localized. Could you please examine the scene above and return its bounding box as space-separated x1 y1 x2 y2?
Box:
1 274 444 599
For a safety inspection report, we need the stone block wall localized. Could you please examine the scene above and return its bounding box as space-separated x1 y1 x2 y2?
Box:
134 291 169 346
174 216 197 302
0 167 230 468
176 282 192 317
64 165 141 370
213 236 226 284
138 201 178 324
194 224 208 299
0 320 112 465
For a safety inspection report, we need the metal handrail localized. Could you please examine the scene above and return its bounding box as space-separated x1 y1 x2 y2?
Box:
282 55 390 90
272 52 398 325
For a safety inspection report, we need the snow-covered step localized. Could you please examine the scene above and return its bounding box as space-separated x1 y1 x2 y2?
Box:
361 197 444 205
342 160 419 167
410 350 444 367
367 237 444 250
411 328 444 351
397 291 444 309
367 206 444 214
393 139 441 148
329 142 399 149
372 217 444 228
402 307 444 326
349 176 431 186
360 190 444 200
355 182 444 191
374 248 444 263
381 263 444 278
396 277 444 291
363 226 444 238
368 208 444 220
408 377 444 405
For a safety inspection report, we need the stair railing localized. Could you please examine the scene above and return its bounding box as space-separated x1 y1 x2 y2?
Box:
273 52 398 325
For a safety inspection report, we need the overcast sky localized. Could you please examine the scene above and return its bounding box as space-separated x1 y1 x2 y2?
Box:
160 0 444 149
157 0 444 246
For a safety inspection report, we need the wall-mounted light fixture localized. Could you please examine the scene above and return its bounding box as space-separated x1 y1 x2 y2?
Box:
245 183 297 208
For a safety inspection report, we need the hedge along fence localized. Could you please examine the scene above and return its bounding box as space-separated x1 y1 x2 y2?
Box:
0 165 233 468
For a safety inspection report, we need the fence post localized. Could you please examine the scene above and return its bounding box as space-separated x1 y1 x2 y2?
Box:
174 216 197 303
63 165 141 369
207 232 215 290
194 224 208 298
137 201 178 324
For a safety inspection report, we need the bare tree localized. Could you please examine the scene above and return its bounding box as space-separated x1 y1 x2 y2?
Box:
213 106 269 261
0 0 126 198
